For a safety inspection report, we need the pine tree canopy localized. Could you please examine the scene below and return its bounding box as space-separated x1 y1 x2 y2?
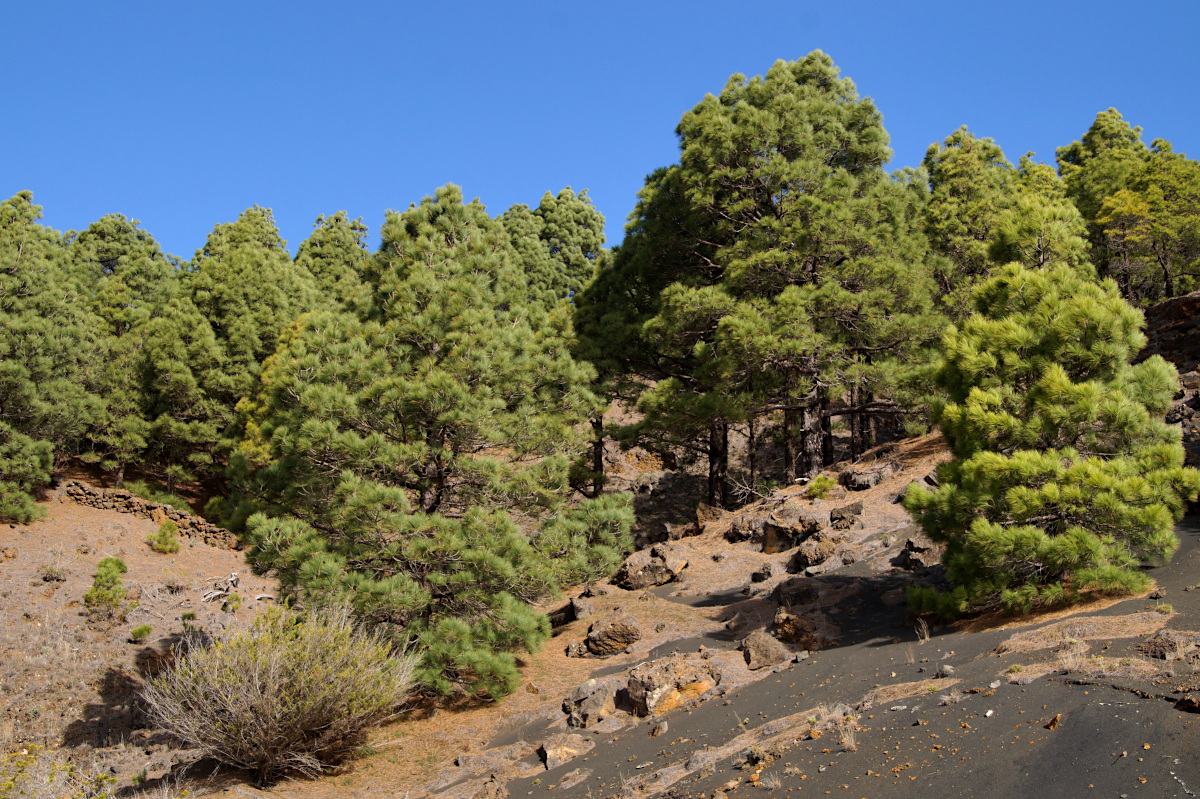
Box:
238 185 632 697
905 263 1200 617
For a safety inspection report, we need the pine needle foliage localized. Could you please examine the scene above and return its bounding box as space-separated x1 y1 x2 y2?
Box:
905 264 1200 618
239 186 632 698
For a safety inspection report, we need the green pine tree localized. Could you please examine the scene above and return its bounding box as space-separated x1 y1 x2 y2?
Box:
905 263 1200 618
0 192 103 520
240 186 631 698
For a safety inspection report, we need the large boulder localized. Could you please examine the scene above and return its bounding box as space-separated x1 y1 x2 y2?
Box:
585 612 643 656
773 607 835 651
829 501 863 530
761 504 823 553
891 532 942 571
612 544 687 590
771 577 820 607
788 537 837 571
840 461 897 491
626 654 722 716
740 629 792 670
562 677 624 728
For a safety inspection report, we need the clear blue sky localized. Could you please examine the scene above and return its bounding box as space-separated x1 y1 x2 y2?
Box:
5 1 1198 260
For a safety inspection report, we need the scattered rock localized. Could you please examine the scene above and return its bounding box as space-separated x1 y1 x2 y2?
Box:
571 596 594 621
586 612 643 656
773 607 834 651
665 521 702 540
580 583 608 598
771 577 820 607
750 563 775 583
1 547 17 561
557 768 592 790
1138 632 1186 660
562 677 624 728
538 733 594 770
840 461 897 491
937 663 956 678
829 501 863 530
649 721 668 737
741 629 792 670
626 654 722 716
612 545 687 590
923 469 940 487
565 641 590 658
762 504 823 553
891 532 942 571
788 537 837 571
725 515 763 544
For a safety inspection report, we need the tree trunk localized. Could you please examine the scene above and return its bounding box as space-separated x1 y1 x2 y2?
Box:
114 462 126 489
784 408 798 484
708 420 729 509
747 417 757 492
801 390 823 478
820 394 834 467
590 417 605 498
849 385 862 461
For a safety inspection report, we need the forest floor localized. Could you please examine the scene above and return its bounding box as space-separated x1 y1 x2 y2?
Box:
4 433 1200 798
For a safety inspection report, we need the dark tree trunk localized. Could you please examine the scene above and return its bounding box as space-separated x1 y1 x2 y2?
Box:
849 385 862 461
784 408 798 484
801 390 823 478
114 462 126 489
708 419 729 509
820 394 834 467
747 417 757 492
590 417 605 498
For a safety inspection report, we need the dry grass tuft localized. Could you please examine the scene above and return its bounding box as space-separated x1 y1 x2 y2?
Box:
996 612 1169 654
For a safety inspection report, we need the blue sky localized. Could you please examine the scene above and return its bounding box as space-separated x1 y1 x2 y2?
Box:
5 1 1198 259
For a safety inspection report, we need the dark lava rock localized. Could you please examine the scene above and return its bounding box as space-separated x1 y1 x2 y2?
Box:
586 612 643 656
829 501 863 529
741 629 792 670
771 576 820 607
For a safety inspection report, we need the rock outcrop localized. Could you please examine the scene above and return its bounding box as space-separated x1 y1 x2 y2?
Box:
584 612 643 656
626 654 721 716
613 544 688 589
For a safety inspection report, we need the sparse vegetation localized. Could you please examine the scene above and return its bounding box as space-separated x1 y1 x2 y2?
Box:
0 744 117 799
141 605 417 786
146 521 180 554
129 624 153 643
83 557 135 620
804 475 837 500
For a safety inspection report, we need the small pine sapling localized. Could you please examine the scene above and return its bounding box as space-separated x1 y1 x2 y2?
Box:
84 556 136 620
804 475 837 500
147 520 181 553
130 624 153 643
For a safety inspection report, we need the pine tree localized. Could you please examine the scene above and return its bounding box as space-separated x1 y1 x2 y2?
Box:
0 192 102 520
240 186 631 697
293 211 370 309
905 263 1200 618
922 127 1017 314
67 214 179 484
502 188 605 309
577 53 938 498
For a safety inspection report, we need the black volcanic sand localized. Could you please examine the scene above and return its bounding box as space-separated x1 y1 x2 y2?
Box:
502 518 1200 799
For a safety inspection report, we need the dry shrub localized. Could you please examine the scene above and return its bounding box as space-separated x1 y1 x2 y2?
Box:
141 605 417 786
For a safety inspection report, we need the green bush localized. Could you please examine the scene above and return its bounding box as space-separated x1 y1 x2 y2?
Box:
83 557 135 620
804 475 837 500
147 521 181 554
129 624 153 643
141 605 417 786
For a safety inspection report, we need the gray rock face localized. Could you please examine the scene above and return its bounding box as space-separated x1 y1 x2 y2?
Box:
626 654 722 716
740 629 792 670
586 612 643 656
612 544 688 590
562 676 624 728
570 596 594 621
789 537 836 570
